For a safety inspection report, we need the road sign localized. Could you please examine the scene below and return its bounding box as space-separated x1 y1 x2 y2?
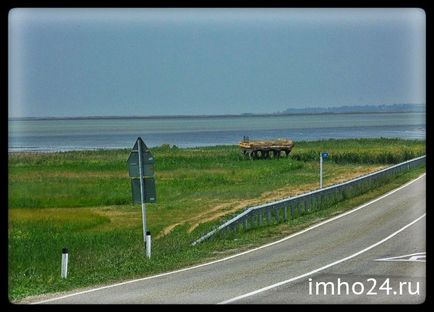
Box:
128 137 156 258
321 152 329 159
127 140 155 178
131 178 156 203
128 160 155 178
128 138 156 203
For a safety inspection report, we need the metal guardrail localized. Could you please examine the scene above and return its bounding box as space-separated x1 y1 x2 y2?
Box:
192 155 426 245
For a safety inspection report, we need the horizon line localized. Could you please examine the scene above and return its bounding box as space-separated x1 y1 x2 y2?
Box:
9 103 426 121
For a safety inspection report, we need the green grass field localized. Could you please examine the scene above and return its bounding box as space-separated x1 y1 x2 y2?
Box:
8 138 425 301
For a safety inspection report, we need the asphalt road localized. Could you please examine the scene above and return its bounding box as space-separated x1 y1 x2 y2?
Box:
33 174 426 304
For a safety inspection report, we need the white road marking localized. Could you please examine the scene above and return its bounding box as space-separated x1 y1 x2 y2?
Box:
32 173 425 304
219 214 426 304
375 252 426 262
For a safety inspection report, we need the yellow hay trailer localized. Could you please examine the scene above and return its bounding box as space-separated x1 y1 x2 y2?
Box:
239 137 294 159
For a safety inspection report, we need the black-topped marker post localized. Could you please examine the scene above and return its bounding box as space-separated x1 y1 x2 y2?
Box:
61 248 68 278
145 231 151 258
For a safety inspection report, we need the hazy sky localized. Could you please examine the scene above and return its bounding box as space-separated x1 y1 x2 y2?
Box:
9 8 426 118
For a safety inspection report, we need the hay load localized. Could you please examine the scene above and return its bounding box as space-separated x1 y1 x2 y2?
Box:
239 136 294 159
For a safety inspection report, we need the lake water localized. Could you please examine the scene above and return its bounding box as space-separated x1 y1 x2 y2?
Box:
8 112 426 152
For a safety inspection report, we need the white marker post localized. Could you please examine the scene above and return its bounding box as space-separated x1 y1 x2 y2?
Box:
145 231 151 258
137 141 150 258
320 151 328 189
61 248 68 279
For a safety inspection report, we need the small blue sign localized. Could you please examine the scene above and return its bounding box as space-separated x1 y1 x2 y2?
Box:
321 152 329 159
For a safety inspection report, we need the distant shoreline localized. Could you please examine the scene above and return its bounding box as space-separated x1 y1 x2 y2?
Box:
8 110 424 122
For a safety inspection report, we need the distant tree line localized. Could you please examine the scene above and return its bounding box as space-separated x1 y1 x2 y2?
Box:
280 103 425 114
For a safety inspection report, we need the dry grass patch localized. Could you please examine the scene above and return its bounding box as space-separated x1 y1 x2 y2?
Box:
88 206 141 231
160 164 386 236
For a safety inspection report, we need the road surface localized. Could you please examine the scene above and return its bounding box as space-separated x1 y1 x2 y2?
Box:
32 174 426 304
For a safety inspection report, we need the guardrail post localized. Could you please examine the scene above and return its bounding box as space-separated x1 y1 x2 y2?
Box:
283 207 287 222
313 196 317 211
219 228 226 239
266 208 271 224
234 221 239 233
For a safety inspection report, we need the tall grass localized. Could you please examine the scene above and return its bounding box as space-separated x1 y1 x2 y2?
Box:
290 138 425 163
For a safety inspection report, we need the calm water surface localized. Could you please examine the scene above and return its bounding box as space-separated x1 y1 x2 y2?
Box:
8 112 425 152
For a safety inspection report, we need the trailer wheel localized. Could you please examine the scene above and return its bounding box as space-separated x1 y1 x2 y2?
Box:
274 150 281 159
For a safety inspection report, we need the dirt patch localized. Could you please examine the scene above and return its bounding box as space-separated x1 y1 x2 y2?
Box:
186 202 248 233
159 165 386 236
329 165 384 184
155 222 184 239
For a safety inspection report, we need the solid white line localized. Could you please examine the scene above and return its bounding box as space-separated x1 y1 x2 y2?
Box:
374 259 426 263
32 173 425 304
219 213 426 304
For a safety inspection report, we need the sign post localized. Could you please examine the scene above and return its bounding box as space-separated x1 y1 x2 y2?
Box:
320 151 328 189
128 137 156 258
137 140 147 255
